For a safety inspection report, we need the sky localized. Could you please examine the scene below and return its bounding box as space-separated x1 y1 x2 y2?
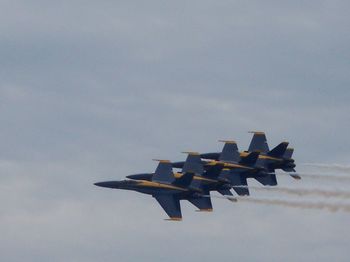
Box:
1 1 350 261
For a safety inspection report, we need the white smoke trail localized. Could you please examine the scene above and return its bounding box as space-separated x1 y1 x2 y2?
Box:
233 186 350 199
301 163 350 173
282 172 350 181
207 195 350 213
237 197 350 213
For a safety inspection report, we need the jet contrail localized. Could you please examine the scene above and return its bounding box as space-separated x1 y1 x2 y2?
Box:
233 186 350 199
284 172 350 182
301 163 350 173
236 197 350 213
207 195 350 213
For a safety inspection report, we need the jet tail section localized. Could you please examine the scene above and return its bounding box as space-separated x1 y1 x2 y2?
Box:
218 140 240 162
182 153 204 174
248 131 269 153
152 161 174 184
181 153 204 189
240 151 260 166
283 148 294 159
268 142 289 158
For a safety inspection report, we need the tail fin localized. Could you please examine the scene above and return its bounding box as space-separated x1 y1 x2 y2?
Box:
152 160 174 184
181 152 204 189
268 142 289 158
248 131 269 153
182 152 204 174
283 148 294 159
218 140 240 162
255 173 277 186
240 151 260 166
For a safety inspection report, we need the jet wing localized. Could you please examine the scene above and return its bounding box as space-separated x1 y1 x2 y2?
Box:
188 196 213 212
248 132 269 153
154 195 182 221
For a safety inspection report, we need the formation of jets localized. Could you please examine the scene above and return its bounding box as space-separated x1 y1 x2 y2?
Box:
95 132 298 221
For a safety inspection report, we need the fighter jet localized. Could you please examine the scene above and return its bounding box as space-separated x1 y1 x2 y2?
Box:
95 154 214 221
170 141 270 195
200 132 299 180
128 152 238 198
200 140 277 195
244 132 297 175
172 141 257 172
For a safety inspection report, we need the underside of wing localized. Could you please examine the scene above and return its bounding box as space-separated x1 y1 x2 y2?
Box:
154 194 182 221
188 196 213 212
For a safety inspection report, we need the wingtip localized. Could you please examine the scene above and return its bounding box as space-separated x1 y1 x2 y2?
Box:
218 140 236 144
196 208 213 212
152 159 171 163
248 131 265 135
181 151 200 155
164 217 182 221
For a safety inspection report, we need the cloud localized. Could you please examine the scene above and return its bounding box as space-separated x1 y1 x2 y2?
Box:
0 1 350 261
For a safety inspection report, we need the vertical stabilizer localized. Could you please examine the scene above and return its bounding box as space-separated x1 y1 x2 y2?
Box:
248 131 269 153
218 140 240 162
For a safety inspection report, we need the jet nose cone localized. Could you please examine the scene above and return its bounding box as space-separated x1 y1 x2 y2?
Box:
94 181 119 188
94 182 108 188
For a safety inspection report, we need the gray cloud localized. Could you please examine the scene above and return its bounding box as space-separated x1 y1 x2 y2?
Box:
1 1 350 261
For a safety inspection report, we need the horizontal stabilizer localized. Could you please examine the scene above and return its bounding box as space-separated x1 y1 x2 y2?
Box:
268 142 289 158
255 173 277 186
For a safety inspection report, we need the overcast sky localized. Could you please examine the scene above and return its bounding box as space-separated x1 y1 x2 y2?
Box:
1 1 350 261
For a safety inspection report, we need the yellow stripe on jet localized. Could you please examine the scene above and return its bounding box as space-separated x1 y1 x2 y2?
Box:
165 217 182 221
174 173 218 183
137 180 188 191
205 160 254 170
240 152 282 161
